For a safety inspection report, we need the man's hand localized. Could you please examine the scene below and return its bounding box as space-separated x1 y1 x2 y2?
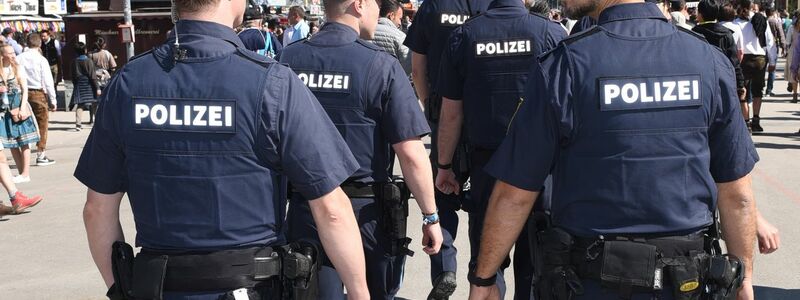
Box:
468 284 501 300
421 223 443 255
756 214 780 254
768 64 776 73
738 278 754 300
49 103 56 112
0 85 7 93
435 168 460 195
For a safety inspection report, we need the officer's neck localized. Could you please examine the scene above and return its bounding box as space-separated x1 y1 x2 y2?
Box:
325 15 361 36
590 0 645 19
178 6 239 29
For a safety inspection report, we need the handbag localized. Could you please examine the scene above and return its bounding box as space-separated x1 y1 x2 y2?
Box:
0 71 28 123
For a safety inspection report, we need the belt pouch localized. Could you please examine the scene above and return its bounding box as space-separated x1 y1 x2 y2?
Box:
666 255 704 300
130 254 169 300
600 240 658 296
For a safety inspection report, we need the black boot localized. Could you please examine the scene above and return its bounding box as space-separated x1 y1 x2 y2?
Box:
751 116 764 133
427 271 457 300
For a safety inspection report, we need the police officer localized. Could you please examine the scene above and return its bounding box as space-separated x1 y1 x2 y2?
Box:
403 0 492 298
76 0 372 298
238 1 283 58
468 1 758 300
278 0 443 299
435 0 566 298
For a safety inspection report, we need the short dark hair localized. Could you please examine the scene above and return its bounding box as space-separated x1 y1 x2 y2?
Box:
174 0 220 13
529 0 550 16
26 33 41 48
289 6 305 18
380 0 402 18
670 0 686 12
719 2 737 21
698 0 721 21
74 41 87 55
93 36 106 52
765 7 775 15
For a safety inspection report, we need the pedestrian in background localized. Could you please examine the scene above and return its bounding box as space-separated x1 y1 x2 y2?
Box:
88 37 117 79
766 6 785 96
68 42 99 132
283 6 310 45
785 13 800 103
0 44 39 184
734 0 777 133
16 33 56 166
371 0 411 76
2 28 22 55
40 30 61 85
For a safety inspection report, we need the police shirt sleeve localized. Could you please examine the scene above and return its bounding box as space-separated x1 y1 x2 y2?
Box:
382 60 431 143
437 27 466 100
708 54 759 182
403 2 430 54
269 73 359 199
485 53 571 192
74 77 127 194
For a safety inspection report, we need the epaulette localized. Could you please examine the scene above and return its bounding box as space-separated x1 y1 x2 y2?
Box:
285 37 308 48
463 12 486 24
561 25 602 45
528 12 551 22
128 49 154 62
356 39 382 51
235 48 277 68
676 26 707 42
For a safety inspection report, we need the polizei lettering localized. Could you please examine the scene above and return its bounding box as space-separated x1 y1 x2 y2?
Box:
132 98 236 133
475 39 533 57
598 75 703 111
440 14 469 25
296 71 351 93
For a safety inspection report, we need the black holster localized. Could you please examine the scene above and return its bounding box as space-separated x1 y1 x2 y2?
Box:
378 178 414 257
108 241 135 300
281 240 322 300
533 226 583 300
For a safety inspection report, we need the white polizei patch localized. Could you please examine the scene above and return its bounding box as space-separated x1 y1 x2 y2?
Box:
475 39 533 57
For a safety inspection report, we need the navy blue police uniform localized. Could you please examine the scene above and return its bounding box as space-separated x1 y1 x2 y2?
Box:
74 20 359 300
403 0 492 287
239 27 283 58
485 3 759 299
436 0 566 298
279 22 430 300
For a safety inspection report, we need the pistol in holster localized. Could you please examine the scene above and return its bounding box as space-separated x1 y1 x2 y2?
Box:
378 177 414 257
281 240 322 300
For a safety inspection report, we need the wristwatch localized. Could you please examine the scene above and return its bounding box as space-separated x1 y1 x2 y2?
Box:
422 212 440 225
468 267 497 287
436 161 452 170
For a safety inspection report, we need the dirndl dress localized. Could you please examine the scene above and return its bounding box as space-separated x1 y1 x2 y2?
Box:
0 84 40 148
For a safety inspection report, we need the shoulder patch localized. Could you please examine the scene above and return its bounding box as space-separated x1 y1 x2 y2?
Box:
677 26 707 42
235 48 277 68
356 39 382 51
561 26 601 45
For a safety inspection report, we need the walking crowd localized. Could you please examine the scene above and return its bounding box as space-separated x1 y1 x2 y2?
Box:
0 28 118 220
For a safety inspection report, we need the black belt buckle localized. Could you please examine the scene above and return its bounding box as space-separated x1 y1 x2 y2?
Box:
253 252 281 280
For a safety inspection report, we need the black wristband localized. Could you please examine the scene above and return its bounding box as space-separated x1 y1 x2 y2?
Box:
468 268 497 287
437 162 452 170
